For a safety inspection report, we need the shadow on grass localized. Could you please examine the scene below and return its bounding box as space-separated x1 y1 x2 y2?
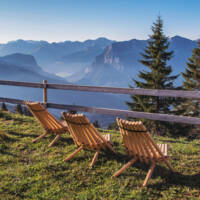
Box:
159 139 190 144
147 166 200 190
52 136 75 146
62 155 91 165
159 138 200 147
110 156 200 190
13 117 33 123
8 131 38 138
0 132 18 143
97 143 200 190
0 150 17 157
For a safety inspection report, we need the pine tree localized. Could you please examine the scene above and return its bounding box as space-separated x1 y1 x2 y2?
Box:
181 42 200 117
16 104 23 114
107 121 119 130
172 42 200 138
93 120 101 128
67 110 77 114
24 107 32 116
126 16 177 135
1 102 8 111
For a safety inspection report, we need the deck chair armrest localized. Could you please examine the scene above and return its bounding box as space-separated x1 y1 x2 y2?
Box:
157 143 168 157
102 134 112 143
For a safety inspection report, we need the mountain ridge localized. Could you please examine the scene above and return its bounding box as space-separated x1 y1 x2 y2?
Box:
77 36 198 87
0 35 198 87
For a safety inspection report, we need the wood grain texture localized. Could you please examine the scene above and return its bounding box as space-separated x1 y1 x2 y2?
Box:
43 80 47 104
0 97 200 125
0 79 200 99
0 80 43 88
48 103 200 125
46 83 200 99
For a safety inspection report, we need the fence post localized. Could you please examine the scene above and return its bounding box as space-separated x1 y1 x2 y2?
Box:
43 80 47 107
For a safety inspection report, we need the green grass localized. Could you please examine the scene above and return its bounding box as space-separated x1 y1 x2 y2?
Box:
0 110 200 200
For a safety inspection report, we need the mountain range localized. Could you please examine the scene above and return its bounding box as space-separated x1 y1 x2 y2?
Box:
78 36 198 87
0 36 198 126
0 36 198 88
0 53 126 126
0 38 114 81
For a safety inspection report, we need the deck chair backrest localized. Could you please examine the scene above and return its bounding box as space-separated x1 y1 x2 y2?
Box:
24 101 65 133
62 113 108 150
117 118 166 163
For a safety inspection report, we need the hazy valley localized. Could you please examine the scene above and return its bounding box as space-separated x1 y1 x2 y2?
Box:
0 35 198 126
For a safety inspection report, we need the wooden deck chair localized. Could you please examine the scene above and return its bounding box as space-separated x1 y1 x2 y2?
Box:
24 101 68 147
62 112 115 167
113 118 174 187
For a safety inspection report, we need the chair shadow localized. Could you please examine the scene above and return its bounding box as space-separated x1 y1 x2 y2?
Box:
49 136 75 146
148 165 200 189
8 131 38 138
99 142 200 189
0 133 18 142
0 150 17 157
158 139 200 147
111 155 200 189
158 139 190 144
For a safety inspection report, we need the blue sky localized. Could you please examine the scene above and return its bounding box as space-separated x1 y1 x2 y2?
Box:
0 0 200 43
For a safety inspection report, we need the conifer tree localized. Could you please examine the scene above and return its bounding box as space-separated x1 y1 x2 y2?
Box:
93 120 101 128
107 121 118 130
126 16 177 135
16 104 23 114
172 42 200 138
180 42 200 117
24 107 32 116
1 102 8 111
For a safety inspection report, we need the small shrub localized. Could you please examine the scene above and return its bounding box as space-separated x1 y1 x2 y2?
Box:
15 104 23 114
23 107 32 116
107 121 119 130
1 102 8 111
93 120 101 128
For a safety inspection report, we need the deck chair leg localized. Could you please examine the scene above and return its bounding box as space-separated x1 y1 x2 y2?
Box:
63 146 83 162
48 134 61 147
106 142 116 154
32 132 47 143
90 150 100 167
143 162 155 187
164 158 174 172
113 157 137 177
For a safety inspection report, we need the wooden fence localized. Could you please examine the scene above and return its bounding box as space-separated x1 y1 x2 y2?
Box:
0 80 200 125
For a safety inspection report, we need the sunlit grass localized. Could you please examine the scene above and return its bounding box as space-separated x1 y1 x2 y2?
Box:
0 111 200 199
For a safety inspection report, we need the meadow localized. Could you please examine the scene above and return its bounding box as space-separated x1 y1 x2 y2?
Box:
0 111 200 200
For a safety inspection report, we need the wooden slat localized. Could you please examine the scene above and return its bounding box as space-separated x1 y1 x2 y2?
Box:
117 119 133 155
83 117 101 148
0 97 24 104
0 80 43 88
81 116 98 149
70 116 87 146
113 157 137 177
25 103 49 130
43 80 47 104
48 103 200 125
103 134 111 142
1 97 200 125
90 150 100 167
158 144 168 156
45 112 63 130
141 134 152 162
47 83 200 99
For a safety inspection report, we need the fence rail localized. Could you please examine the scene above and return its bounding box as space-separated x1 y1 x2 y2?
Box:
0 80 200 125
0 80 200 99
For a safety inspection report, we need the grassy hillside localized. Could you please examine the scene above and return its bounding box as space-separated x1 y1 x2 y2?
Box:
0 111 200 200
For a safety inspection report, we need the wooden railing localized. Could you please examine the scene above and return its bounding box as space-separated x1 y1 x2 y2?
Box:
0 80 200 125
